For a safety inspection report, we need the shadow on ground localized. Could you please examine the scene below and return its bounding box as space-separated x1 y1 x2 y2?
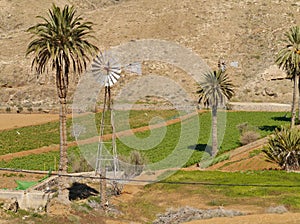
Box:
68 182 99 200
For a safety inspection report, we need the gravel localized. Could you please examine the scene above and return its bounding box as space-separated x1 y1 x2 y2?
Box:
153 206 245 224
266 205 288 214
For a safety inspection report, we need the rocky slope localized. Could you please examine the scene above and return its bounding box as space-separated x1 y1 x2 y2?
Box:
0 0 299 112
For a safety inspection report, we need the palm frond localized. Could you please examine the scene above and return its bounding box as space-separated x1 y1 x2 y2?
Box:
197 69 234 108
26 4 98 77
262 126 300 170
276 26 300 77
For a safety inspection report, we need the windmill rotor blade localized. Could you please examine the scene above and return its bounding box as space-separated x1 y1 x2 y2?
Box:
108 78 114 87
91 51 123 87
109 74 118 84
110 71 121 79
110 68 121 75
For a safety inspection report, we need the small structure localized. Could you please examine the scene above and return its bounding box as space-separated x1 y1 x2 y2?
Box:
91 52 122 207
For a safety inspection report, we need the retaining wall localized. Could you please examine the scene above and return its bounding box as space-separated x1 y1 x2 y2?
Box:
0 190 52 211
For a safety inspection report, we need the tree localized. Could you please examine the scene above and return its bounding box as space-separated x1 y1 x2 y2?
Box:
262 126 300 171
276 26 300 128
26 4 98 201
197 69 234 156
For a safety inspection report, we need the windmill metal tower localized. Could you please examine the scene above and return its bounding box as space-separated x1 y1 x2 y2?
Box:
91 52 122 206
92 52 121 176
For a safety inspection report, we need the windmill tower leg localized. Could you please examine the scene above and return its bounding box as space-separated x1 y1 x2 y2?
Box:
100 167 107 209
98 87 108 209
96 86 121 208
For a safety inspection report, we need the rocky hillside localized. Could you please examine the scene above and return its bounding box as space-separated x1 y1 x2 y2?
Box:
0 0 299 112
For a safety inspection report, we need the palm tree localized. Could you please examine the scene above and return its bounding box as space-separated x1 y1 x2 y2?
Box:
26 4 98 201
276 26 300 128
262 126 300 171
197 69 234 156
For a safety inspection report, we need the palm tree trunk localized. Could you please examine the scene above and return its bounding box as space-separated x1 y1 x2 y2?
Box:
298 75 300 123
58 97 69 202
211 106 218 156
59 97 68 172
291 76 298 128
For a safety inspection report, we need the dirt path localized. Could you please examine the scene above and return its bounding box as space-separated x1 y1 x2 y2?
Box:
0 112 197 161
184 213 300 224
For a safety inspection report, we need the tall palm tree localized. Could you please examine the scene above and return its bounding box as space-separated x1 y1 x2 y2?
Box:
276 26 300 128
26 4 98 200
197 69 234 156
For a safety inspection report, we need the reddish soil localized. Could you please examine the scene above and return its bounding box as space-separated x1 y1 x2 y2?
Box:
208 137 279 171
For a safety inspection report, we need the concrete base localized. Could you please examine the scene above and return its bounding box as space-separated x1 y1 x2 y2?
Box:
0 190 52 211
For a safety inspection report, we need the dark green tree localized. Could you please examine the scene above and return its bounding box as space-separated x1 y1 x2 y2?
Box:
26 4 98 201
276 26 300 128
197 69 234 156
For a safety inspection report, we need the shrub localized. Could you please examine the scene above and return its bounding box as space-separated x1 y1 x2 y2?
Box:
237 122 258 134
119 150 146 177
262 126 300 170
17 106 23 113
240 131 260 145
68 152 93 173
237 122 249 133
27 107 33 113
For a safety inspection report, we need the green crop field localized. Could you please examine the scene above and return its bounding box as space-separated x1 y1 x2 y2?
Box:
0 110 178 156
0 111 290 170
148 170 300 210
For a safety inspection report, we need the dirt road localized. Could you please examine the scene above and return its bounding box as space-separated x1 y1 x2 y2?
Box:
185 213 300 224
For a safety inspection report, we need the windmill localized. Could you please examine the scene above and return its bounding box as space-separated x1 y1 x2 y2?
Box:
91 51 141 207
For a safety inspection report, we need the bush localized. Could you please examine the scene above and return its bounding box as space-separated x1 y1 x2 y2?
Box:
240 131 260 145
262 126 300 170
237 122 258 134
236 122 250 133
17 106 23 113
27 107 33 113
68 152 93 173
119 150 146 177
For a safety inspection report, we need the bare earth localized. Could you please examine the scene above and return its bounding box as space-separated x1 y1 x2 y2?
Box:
1 113 300 224
0 113 59 131
185 213 300 224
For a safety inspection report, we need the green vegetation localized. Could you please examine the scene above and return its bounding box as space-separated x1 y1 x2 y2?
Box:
263 126 300 170
0 120 68 156
197 68 234 155
0 151 60 171
148 170 300 209
275 26 300 128
0 110 178 156
0 111 290 170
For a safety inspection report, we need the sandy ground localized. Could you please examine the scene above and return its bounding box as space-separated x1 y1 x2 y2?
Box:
185 213 300 224
0 113 59 131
